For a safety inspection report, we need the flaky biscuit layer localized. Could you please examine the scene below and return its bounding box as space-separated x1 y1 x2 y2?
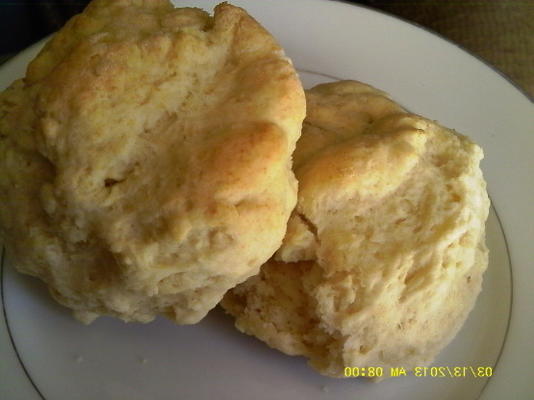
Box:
0 0 305 324
222 81 489 377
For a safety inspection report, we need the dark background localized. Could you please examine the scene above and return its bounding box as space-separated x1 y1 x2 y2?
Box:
0 0 532 98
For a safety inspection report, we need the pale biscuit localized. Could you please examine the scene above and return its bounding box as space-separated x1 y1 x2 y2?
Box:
222 81 489 377
0 0 305 324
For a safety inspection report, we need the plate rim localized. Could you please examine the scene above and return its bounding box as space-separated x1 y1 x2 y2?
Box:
329 0 532 102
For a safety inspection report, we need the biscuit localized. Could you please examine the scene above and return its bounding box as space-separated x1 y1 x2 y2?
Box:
222 81 489 377
0 0 305 324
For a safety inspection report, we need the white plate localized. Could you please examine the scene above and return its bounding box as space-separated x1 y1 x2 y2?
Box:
1 1 532 399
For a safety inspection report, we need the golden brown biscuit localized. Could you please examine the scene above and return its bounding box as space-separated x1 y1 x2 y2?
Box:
0 0 305 324
222 81 489 378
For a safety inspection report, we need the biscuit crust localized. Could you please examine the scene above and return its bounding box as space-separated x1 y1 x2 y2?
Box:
0 0 304 324
222 81 489 377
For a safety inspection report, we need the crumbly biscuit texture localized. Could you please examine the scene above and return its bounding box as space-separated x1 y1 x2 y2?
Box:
222 81 489 377
0 0 304 324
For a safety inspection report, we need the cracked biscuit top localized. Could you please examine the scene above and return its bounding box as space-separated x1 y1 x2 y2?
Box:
0 0 305 324
222 81 489 377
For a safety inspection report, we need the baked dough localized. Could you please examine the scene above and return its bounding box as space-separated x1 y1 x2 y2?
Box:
0 0 305 324
222 81 489 377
